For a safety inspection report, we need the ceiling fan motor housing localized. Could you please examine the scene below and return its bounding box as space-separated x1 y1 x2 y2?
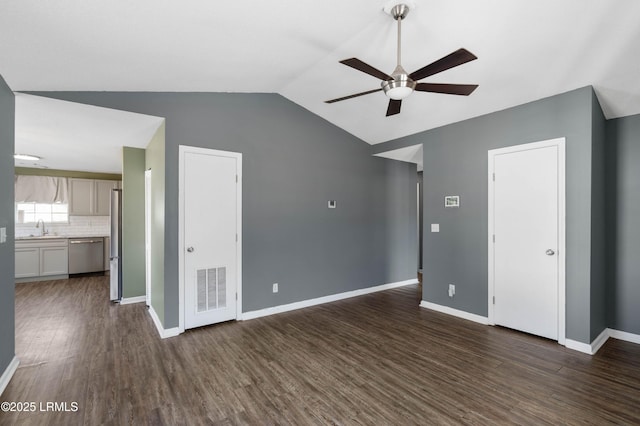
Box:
381 65 416 100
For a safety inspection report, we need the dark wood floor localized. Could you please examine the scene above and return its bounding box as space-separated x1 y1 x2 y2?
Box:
2 277 640 425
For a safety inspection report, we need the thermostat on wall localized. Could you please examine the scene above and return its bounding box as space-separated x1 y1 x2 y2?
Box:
445 196 460 208
328 200 337 209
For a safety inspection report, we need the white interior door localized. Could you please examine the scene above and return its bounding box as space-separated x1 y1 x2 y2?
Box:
489 139 565 341
182 148 241 329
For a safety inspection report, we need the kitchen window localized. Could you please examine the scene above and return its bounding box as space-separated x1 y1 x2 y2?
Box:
14 175 70 223
16 203 69 224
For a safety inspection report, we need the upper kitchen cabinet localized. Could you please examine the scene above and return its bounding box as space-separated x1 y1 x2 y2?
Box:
69 179 93 215
95 180 118 215
69 178 120 216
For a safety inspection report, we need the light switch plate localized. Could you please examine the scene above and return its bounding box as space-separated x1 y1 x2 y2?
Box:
431 224 440 232
0 227 6 243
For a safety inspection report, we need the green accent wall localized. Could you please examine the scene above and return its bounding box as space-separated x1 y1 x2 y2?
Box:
15 167 121 180
122 147 146 298
145 123 166 325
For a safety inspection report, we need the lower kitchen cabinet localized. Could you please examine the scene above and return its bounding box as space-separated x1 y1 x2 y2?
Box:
40 246 69 275
15 239 69 280
15 247 40 278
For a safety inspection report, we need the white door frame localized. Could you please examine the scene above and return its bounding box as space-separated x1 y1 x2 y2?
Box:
145 169 152 307
178 145 243 333
487 137 566 345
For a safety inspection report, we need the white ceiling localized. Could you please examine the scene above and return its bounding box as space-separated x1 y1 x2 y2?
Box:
15 94 164 173
2 0 640 169
374 144 423 171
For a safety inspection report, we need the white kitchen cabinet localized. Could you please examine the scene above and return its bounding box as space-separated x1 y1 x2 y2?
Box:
15 239 69 280
15 247 40 278
69 178 119 216
40 246 69 276
69 178 94 215
95 180 118 215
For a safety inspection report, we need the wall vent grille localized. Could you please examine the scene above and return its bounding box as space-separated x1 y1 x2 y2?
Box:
196 267 226 312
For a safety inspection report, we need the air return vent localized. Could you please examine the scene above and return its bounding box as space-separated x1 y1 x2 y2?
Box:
196 267 227 312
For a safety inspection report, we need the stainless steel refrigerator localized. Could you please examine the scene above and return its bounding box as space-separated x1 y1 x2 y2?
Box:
110 189 122 301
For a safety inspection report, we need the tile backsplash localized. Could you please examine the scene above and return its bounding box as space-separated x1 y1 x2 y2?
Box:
15 216 110 238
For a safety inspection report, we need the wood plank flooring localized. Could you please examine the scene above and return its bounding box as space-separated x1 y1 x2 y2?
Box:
2 276 640 425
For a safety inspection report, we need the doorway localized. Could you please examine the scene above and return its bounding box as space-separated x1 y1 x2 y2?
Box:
178 145 242 330
488 138 566 343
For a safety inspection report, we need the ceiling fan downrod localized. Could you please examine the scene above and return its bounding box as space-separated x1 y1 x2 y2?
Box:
382 3 416 100
392 4 408 68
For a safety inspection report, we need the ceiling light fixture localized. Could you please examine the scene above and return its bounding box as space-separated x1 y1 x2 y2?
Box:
14 153 41 161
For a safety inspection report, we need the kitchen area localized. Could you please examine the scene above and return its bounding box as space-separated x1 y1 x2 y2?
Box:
14 173 121 287
12 93 162 309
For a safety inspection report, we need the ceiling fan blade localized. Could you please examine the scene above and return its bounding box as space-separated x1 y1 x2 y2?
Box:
325 88 382 104
409 48 477 81
386 99 402 116
415 83 478 96
340 58 392 81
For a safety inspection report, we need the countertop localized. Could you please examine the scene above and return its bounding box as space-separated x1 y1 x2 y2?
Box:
16 235 109 241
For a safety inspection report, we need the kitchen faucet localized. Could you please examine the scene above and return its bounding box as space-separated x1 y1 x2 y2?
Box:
36 219 48 236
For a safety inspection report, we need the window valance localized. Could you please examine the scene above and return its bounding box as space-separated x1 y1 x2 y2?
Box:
14 175 69 204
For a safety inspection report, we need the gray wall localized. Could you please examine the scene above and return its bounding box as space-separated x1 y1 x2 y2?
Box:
606 113 640 335
31 92 417 328
0 74 15 376
374 86 597 343
590 91 607 341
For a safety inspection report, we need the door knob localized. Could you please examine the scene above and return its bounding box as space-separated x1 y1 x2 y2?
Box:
546 249 555 256
187 247 194 253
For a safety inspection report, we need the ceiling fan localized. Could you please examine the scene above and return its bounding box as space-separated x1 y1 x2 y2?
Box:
325 2 478 117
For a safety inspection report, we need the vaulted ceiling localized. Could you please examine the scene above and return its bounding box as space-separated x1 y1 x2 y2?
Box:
2 0 640 171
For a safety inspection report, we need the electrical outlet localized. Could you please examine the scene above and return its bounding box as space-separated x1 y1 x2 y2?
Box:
272 283 278 293
448 284 455 298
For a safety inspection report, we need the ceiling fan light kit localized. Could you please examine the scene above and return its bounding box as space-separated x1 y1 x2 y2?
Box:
326 1 478 116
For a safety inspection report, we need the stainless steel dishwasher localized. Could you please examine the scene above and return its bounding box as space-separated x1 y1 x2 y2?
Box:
68 237 105 274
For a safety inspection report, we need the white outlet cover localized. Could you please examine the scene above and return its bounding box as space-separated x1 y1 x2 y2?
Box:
431 224 440 232
0 227 5 243
272 283 278 293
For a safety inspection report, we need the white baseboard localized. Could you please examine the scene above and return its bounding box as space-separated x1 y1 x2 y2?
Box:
566 328 610 355
148 305 181 339
120 295 146 305
565 328 640 355
590 328 610 354
0 356 20 396
608 328 640 345
241 279 419 321
565 339 593 354
419 300 489 325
